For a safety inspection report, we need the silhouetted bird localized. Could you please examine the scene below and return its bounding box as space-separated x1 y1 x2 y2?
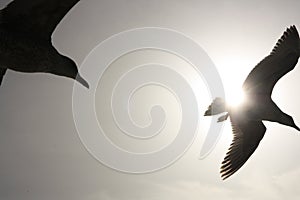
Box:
0 0 89 88
204 25 300 180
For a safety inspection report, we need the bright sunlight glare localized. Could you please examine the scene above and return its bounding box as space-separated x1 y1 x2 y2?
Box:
225 88 245 107
216 56 251 108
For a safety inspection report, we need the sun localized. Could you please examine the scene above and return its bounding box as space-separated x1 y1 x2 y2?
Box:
216 57 251 108
225 88 246 107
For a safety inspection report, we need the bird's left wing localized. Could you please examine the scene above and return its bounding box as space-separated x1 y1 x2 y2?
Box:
1 0 80 41
220 114 266 180
242 25 300 95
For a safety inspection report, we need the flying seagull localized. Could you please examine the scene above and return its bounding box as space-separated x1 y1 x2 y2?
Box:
204 25 300 180
0 0 89 88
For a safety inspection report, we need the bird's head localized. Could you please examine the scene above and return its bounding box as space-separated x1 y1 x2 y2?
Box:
281 114 300 131
53 55 89 89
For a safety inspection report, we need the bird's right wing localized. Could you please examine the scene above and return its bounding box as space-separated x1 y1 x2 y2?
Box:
220 114 266 180
1 0 80 41
242 25 300 95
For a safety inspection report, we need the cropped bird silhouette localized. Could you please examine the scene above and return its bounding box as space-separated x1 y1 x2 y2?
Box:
204 25 300 180
0 0 89 88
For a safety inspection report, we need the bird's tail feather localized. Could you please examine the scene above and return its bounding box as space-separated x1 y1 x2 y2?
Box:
217 113 229 122
204 97 227 116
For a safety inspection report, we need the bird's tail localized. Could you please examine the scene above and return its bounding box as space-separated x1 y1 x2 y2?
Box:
204 97 227 116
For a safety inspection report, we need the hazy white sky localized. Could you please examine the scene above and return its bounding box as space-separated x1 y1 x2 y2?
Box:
1 0 300 200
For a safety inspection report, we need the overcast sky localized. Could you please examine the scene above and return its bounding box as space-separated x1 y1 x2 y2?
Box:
1 0 300 200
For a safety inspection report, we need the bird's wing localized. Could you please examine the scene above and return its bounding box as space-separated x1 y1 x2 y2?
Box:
242 25 300 95
0 68 7 85
1 0 80 41
220 114 266 180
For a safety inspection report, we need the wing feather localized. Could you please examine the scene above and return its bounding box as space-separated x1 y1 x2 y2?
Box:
243 25 300 95
1 0 80 41
220 114 266 180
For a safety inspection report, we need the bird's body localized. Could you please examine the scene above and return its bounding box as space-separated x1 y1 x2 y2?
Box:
231 95 290 122
205 25 300 180
0 0 89 88
0 29 58 73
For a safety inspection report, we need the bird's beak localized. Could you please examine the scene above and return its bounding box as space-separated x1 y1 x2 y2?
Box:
293 124 300 131
76 74 89 89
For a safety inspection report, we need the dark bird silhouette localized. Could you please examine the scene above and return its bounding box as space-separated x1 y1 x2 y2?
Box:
0 0 89 88
204 25 300 180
